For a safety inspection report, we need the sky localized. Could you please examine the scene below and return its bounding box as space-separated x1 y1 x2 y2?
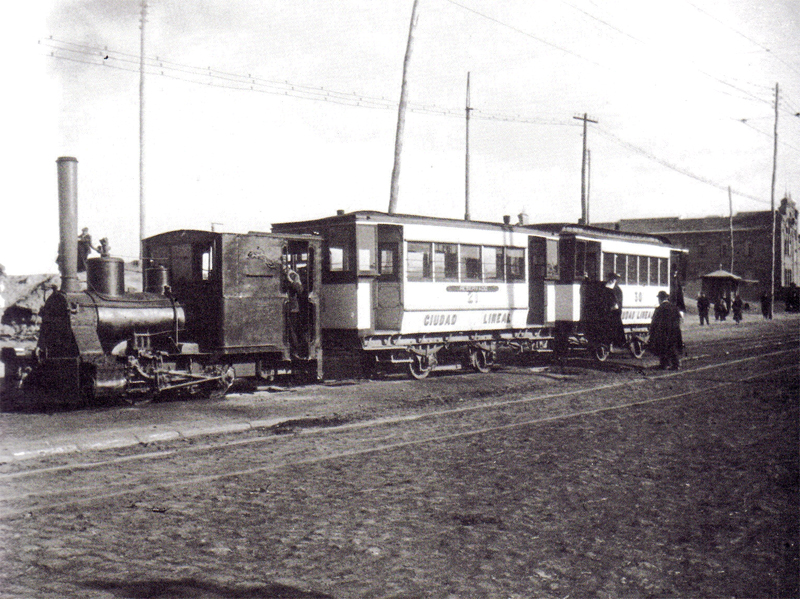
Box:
1 0 799 274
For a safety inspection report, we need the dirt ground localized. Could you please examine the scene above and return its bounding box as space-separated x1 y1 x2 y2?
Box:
0 317 797 598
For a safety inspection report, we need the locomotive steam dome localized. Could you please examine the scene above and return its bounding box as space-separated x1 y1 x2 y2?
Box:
86 257 125 296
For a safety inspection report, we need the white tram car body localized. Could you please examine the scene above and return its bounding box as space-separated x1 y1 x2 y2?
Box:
273 211 685 375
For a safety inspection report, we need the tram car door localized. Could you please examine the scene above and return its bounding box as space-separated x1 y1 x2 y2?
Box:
527 235 559 325
374 224 403 331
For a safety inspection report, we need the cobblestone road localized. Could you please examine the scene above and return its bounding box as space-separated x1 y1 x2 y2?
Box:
0 319 797 598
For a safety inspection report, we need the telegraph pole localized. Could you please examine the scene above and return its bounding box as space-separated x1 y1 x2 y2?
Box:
728 186 734 273
573 113 597 225
139 0 147 263
388 0 420 214
464 72 472 221
770 83 779 318
586 149 591 225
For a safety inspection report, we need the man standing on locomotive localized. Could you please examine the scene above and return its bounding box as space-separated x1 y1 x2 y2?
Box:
648 290 683 370
283 263 308 359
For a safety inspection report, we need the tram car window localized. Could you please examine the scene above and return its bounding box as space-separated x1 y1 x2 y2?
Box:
506 248 525 281
482 246 504 281
461 245 482 281
407 242 432 281
434 243 458 281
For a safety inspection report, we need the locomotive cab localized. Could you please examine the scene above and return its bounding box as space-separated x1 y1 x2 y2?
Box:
143 230 322 381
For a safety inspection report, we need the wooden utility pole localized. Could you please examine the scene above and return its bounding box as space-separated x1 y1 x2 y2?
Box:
139 0 147 263
573 113 597 225
587 149 591 225
728 186 734 273
388 0 420 214
464 72 472 221
770 83 779 318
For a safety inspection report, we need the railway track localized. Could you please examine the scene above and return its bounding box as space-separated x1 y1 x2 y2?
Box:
1 335 796 520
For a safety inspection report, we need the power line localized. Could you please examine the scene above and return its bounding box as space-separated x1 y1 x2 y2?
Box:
735 118 800 154
594 126 770 206
44 39 577 126
681 0 800 79
440 0 603 67
44 38 793 208
440 0 774 109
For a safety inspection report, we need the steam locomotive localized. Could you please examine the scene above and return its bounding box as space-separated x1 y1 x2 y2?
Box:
1 159 322 408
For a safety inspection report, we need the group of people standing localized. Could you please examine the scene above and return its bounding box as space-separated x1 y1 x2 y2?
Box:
589 272 684 371
697 291 769 326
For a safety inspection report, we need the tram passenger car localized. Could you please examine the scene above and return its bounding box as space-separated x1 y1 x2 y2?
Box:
541 224 687 360
273 211 686 377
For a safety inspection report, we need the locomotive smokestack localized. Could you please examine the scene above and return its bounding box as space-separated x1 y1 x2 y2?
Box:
57 157 80 293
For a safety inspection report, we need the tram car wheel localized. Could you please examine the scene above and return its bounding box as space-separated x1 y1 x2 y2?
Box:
593 343 610 362
628 336 645 359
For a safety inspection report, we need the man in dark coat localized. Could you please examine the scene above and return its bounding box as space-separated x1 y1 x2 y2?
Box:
732 295 743 324
697 293 710 326
283 265 308 359
602 273 627 349
648 290 683 370
77 227 94 273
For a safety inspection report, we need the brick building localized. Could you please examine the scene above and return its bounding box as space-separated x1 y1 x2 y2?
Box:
597 196 799 303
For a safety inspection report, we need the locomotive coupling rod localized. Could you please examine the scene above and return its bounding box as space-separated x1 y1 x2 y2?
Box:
157 374 225 392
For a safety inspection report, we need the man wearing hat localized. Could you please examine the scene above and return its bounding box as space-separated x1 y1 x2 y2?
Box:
648 290 683 370
602 272 627 350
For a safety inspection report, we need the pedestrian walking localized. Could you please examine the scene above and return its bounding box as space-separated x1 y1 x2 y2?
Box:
697 293 710 326
648 290 683 370
714 297 728 321
732 295 743 324
760 292 772 320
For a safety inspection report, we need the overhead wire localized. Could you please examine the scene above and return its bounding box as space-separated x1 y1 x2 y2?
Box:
45 32 793 209
440 0 603 67
681 0 800 79
441 0 775 108
594 126 770 206
43 38 576 126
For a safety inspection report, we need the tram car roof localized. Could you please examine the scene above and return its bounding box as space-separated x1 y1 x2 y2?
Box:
526 222 679 248
271 210 560 237
272 210 682 248
143 229 320 244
